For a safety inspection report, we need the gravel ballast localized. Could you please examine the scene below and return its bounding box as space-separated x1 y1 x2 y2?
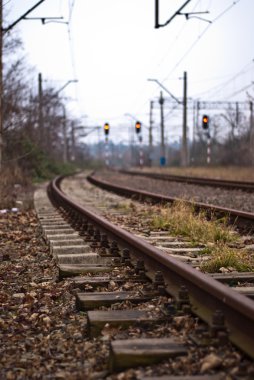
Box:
93 170 254 214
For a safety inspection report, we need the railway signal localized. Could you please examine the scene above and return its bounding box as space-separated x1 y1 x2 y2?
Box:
104 122 110 135
135 121 141 134
202 115 209 129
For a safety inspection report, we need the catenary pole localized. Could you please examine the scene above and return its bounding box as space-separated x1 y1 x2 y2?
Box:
38 73 43 142
182 71 188 166
149 100 153 167
62 105 67 163
159 91 165 166
149 100 153 148
250 101 254 164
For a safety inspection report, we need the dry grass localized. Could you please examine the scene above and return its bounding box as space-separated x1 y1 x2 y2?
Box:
151 200 238 245
201 245 254 273
0 164 32 209
150 200 254 272
113 201 137 212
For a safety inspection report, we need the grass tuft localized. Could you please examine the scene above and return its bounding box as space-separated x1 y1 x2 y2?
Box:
149 200 254 272
151 200 238 245
201 245 254 273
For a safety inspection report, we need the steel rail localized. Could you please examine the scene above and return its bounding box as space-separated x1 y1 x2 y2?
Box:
48 174 254 359
87 173 254 232
120 169 254 192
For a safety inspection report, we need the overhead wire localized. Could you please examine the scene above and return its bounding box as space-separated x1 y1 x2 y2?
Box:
134 0 215 120
135 0 243 142
152 0 203 72
192 60 254 99
132 0 203 117
225 82 254 100
3 0 12 6
65 0 83 117
68 0 76 23
161 0 241 84
138 0 243 128
67 0 77 78
164 104 180 121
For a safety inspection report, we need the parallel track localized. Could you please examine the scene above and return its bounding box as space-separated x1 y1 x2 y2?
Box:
87 172 254 233
47 174 254 363
120 170 254 192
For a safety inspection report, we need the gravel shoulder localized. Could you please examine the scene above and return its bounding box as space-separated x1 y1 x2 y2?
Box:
0 189 89 379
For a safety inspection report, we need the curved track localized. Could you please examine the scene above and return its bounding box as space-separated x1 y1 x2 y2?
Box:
47 174 254 362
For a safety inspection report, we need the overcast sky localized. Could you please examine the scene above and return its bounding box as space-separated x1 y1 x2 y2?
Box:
4 0 254 144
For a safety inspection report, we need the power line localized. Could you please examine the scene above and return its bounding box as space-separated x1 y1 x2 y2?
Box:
133 0 202 116
226 82 254 100
192 60 254 99
65 0 82 117
134 0 241 119
3 0 12 6
68 0 76 23
151 0 203 72
161 0 241 84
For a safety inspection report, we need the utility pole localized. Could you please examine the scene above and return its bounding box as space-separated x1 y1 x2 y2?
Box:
250 101 254 165
62 105 67 163
159 91 165 166
71 121 75 161
250 101 253 133
181 71 188 166
149 100 153 147
206 132 211 165
97 126 101 161
0 0 3 171
38 73 43 142
235 102 239 130
149 100 153 167
191 101 196 164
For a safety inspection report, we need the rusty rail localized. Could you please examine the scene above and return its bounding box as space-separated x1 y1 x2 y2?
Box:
87 172 254 232
120 169 254 192
48 174 254 359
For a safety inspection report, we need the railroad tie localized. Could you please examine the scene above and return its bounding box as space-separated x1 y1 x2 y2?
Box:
76 291 154 311
109 338 188 372
87 309 162 337
70 275 146 288
58 264 113 279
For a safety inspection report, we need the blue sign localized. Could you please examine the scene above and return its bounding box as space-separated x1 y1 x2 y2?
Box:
160 156 166 166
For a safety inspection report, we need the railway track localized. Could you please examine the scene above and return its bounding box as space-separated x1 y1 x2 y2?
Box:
88 171 254 233
120 170 254 192
34 172 254 378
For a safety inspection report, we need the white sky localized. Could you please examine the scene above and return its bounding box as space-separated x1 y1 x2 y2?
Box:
4 0 254 145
